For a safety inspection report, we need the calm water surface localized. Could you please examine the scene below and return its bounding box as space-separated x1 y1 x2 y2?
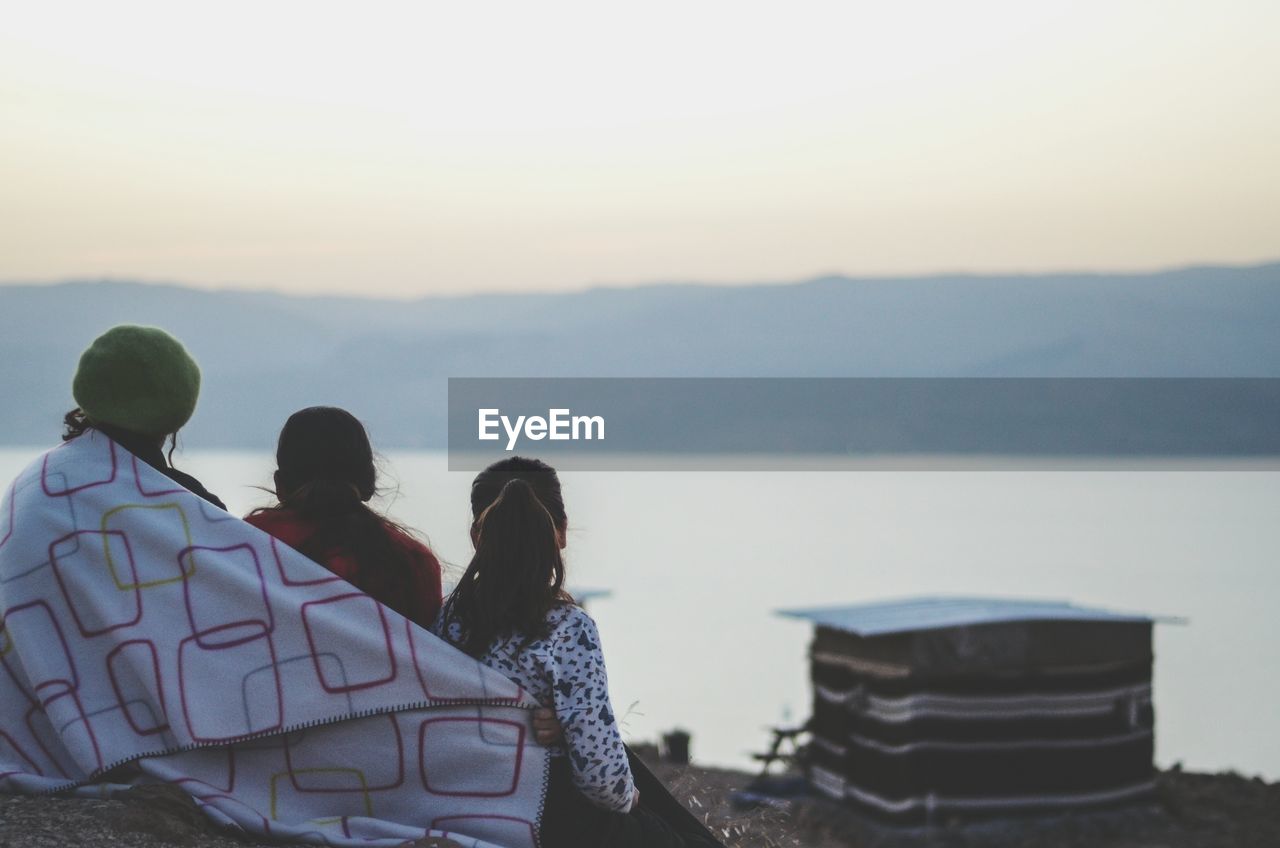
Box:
2 446 1277 779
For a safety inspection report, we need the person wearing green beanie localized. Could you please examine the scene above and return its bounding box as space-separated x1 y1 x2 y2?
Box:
63 325 225 510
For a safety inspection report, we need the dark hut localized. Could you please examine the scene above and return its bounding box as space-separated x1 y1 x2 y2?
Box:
779 596 1182 824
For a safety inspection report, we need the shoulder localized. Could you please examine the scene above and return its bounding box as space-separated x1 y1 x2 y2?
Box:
166 468 226 511
382 522 432 557
546 603 601 647
244 508 313 545
244 507 294 531
384 524 441 568
429 607 458 640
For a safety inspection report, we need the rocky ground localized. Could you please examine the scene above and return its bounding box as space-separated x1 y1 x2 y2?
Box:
0 763 1276 848
659 763 1280 848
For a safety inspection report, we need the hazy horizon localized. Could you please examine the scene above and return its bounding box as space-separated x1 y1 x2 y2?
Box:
4 256 1279 301
3 1 1278 297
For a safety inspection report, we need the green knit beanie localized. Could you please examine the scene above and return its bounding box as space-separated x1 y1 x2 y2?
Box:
72 325 202 436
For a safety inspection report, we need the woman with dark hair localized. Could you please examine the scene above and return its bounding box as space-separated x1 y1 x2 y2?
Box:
247 409 565 748
435 456 723 848
245 406 443 628
63 324 225 509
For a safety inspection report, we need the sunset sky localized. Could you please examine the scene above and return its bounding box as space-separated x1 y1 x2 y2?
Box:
2 1 1278 296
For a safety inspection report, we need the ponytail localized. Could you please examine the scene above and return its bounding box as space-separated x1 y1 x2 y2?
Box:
443 478 571 658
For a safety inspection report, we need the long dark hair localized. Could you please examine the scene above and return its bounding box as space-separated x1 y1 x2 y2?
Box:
63 407 180 466
252 406 416 576
442 457 574 658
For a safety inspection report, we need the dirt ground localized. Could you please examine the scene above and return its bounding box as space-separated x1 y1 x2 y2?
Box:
0 762 1276 848
644 760 1280 848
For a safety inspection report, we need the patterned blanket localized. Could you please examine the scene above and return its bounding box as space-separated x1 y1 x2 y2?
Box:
0 432 548 847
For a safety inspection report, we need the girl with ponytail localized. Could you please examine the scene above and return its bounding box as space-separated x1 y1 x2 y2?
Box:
436 457 723 848
245 406 443 628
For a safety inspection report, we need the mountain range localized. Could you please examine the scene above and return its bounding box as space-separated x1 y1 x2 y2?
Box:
2 262 1278 449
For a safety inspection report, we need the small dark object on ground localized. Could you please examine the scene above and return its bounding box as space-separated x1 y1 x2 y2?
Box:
662 729 692 765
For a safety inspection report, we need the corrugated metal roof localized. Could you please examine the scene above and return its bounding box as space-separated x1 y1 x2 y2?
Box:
777 596 1185 636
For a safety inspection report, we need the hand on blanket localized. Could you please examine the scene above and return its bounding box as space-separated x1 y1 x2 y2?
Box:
533 707 564 746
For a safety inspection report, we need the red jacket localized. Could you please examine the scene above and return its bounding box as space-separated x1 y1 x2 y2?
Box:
245 508 443 629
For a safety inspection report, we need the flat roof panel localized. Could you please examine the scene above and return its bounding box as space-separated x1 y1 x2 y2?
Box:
777 596 1184 636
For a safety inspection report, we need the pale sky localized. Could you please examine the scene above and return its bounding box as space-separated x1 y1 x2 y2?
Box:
2 1 1278 296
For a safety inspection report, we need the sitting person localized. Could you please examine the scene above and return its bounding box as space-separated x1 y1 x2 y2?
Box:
245 406 443 628
434 457 722 848
62 324 224 509
247 407 564 747
3 374 557 846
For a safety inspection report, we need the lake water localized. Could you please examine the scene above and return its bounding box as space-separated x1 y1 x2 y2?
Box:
2 446 1277 780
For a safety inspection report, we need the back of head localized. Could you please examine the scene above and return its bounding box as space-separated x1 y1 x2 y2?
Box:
274 406 377 516
469 456 566 532
261 407 414 587
446 462 570 657
69 324 202 439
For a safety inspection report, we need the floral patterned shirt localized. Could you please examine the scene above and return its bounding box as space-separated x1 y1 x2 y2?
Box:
433 603 636 813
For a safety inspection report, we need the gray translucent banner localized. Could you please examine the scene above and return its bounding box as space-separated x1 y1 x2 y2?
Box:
446 378 1280 471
